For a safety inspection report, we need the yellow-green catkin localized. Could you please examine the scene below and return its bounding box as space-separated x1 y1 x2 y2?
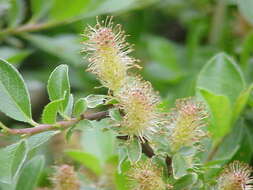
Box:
52 165 80 190
167 97 208 152
82 16 138 92
218 161 253 190
128 160 171 190
116 76 162 140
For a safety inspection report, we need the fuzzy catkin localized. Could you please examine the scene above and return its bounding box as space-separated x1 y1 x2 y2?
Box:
167 97 208 152
128 160 170 190
52 165 80 190
116 76 163 139
218 161 253 190
82 16 138 92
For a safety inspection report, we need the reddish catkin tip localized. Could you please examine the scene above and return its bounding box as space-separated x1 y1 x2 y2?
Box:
128 160 170 190
167 97 208 152
82 16 138 92
218 161 253 190
52 165 80 190
116 76 163 140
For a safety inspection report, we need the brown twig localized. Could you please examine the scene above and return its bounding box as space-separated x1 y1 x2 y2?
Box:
0 110 172 172
0 21 68 36
0 111 108 136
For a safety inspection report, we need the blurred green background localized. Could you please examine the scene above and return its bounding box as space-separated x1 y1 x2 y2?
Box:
1 0 253 189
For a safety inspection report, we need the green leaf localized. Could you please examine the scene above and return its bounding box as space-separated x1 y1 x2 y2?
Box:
16 156 45 190
233 84 253 122
26 131 59 151
47 64 70 112
0 47 31 65
144 35 182 82
197 53 246 141
84 0 136 17
41 99 64 124
117 146 127 173
197 53 245 103
81 120 116 164
0 59 33 123
30 0 53 21
0 141 27 184
200 89 232 140
49 0 90 21
212 120 245 161
85 94 107 108
173 173 198 189
126 138 142 164
23 34 82 66
109 108 122 121
65 150 102 175
7 0 25 27
63 93 74 117
178 146 197 157
240 32 253 67
172 153 189 179
73 98 87 117
237 0 253 25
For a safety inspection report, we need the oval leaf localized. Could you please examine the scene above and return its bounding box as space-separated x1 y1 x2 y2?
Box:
16 156 45 190
0 59 33 123
172 153 189 179
65 150 102 175
27 131 59 151
126 138 142 164
233 84 253 123
200 89 233 141
73 98 87 117
197 53 245 103
47 64 70 112
85 94 107 108
0 141 27 184
41 99 64 124
109 108 122 121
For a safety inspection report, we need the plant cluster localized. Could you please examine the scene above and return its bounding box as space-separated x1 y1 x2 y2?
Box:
0 14 253 190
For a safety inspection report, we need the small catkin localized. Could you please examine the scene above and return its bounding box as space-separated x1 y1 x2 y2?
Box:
167 97 208 152
116 76 163 140
52 165 80 190
82 16 139 92
218 160 253 190
128 160 170 190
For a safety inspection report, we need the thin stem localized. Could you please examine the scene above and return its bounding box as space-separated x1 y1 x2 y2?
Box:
0 111 172 171
0 15 83 36
0 122 11 132
209 0 226 45
0 111 108 136
0 19 72 37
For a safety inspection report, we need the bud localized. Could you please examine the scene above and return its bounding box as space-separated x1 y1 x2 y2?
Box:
167 97 208 152
82 16 138 92
128 160 169 190
218 160 253 190
117 76 162 140
52 165 80 190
